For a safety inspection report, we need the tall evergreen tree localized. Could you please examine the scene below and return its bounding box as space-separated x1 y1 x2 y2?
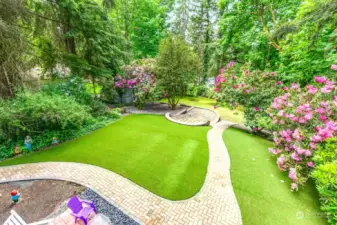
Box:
0 0 28 98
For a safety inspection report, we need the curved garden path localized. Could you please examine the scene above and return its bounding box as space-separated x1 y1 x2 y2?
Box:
0 120 242 225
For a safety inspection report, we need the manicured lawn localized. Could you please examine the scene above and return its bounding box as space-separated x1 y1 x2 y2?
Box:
223 128 327 225
0 115 209 200
160 96 244 124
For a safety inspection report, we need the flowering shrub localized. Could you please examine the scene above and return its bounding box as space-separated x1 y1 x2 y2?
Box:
215 61 284 130
312 138 337 224
267 67 337 190
114 62 156 109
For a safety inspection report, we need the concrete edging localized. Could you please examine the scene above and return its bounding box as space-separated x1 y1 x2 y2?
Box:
165 106 220 126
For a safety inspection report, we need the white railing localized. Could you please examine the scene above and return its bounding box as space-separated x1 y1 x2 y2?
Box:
4 210 53 225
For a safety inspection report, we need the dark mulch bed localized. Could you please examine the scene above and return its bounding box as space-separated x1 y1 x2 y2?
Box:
0 180 84 224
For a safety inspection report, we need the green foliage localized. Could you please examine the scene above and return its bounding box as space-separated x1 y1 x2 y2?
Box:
111 0 169 60
0 0 28 98
312 138 337 224
129 0 167 58
216 0 337 85
187 84 198 97
99 78 120 103
187 84 208 97
0 91 91 141
41 76 112 117
206 86 216 99
156 35 201 109
41 77 92 105
26 0 126 81
278 0 337 85
217 0 300 70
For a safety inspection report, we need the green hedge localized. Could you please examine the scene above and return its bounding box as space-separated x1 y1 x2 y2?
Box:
312 138 337 224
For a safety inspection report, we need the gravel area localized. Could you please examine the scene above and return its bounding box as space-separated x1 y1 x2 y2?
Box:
126 102 188 115
45 188 139 225
171 107 217 124
80 189 139 225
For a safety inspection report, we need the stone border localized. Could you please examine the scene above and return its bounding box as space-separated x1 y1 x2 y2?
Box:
0 120 242 225
165 106 220 126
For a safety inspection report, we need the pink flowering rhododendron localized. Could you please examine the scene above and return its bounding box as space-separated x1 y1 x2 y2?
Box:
215 61 284 130
267 65 337 190
331 64 337 71
114 64 156 109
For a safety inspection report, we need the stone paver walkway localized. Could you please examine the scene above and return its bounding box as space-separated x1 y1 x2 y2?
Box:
0 121 242 225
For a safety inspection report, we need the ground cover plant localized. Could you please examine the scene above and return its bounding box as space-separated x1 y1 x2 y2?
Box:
0 115 209 200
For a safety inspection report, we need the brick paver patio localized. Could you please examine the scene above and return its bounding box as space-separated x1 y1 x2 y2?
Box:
0 121 242 225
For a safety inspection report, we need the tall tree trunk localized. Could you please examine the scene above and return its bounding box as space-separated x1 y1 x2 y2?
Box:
202 0 211 82
2 66 14 98
124 0 130 60
92 76 97 98
56 0 76 55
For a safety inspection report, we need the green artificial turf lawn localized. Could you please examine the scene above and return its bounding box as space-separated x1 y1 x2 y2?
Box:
223 128 327 225
0 115 209 200
160 96 244 124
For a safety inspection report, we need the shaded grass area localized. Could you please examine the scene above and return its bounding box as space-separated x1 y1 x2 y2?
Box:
223 128 327 225
160 96 244 124
0 115 209 200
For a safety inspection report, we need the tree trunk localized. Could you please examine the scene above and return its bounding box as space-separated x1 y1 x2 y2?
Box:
124 0 130 59
56 0 76 55
2 66 14 98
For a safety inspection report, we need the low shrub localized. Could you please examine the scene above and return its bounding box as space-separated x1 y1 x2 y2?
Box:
41 76 112 117
187 84 198 97
197 85 208 97
312 138 337 224
0 91 91 141
41 76 92 105
99 78 120 103
207 86 216 99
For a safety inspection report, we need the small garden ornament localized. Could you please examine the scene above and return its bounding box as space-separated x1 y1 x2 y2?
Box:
11 190 21 204
52 137 59 145
24 136 32 151
14 145 22 155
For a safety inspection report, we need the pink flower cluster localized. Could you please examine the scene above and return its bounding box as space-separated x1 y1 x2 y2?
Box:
268 65 337 190
114 78 127 88
114 72 156 93
215 61 285 131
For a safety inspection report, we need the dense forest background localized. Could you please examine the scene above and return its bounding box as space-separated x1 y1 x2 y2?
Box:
1 0 337 99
